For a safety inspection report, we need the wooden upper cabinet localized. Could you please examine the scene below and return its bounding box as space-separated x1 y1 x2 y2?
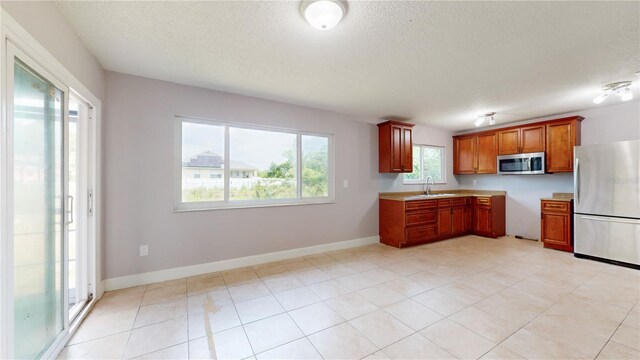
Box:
378 120 415 173
498 125 545 155
455 115 582 175
402 127 413 172
546 117 583 173
453 135 476 174
453 132 497 174
520 125 545 153
476 133 497 173
498 129 520 155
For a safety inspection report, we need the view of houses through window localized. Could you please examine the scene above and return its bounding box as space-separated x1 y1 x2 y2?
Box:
404 144 445 183
179 119 331 208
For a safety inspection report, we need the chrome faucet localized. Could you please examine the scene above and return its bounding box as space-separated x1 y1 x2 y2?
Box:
425 176 435 195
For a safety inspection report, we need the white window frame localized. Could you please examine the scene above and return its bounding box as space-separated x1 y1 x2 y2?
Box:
174 116 335 211
403 144 446 184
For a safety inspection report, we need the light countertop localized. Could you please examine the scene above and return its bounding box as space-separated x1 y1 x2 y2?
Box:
540 192 574 202
379 190 506 202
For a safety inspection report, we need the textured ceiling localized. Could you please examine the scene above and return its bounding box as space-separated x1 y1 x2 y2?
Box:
57 1 640 130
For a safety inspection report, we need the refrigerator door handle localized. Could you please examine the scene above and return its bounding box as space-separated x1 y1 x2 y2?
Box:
578 215 640 225
574 158 579 206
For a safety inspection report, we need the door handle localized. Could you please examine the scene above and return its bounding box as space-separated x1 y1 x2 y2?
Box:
574 158 579 206
578 215 640 225
67 195 74 225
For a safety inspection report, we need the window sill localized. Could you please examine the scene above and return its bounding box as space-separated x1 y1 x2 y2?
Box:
174 198 334 212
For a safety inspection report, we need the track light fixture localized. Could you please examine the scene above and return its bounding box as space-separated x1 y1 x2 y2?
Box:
475 112 496 127
593 81 633 104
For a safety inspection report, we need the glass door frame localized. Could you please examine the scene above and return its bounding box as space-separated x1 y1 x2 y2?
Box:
5 39 70 360
1 10 102 359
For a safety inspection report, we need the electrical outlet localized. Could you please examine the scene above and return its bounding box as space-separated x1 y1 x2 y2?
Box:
343 179 349 188
140 245 148 257
472 179 478 186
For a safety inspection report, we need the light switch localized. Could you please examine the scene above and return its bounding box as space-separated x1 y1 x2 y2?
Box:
343 180 349 188
140 245 148 256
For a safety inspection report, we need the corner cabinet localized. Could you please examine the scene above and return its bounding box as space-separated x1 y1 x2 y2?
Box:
546 117 583 173
453 132 498 174
379 195 503 248
540 199 573 252
378 120 415 173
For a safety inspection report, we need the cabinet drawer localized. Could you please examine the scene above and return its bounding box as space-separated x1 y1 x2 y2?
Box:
438 199 452 207
406 200 436 210
405 225 437 243
452 198 465 206
541 200 569 213
406 210 437 225
476 197 492 206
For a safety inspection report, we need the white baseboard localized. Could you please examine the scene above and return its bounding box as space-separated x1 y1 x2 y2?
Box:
102 235 380 291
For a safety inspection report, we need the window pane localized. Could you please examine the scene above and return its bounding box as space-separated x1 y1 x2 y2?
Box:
404 145 422 181
182 122 225 202
229 127 297 200
423 146 444 183
302 135 329 198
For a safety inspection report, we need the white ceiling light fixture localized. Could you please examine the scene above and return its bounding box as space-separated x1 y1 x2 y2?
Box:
475 112 496 127
301 0 346 30
593 81 633 104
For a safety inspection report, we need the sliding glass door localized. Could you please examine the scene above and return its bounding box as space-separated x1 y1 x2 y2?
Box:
5 40 95 359
12 55 66 359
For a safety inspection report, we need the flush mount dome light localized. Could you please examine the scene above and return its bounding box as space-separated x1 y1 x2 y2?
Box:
301 0 346 30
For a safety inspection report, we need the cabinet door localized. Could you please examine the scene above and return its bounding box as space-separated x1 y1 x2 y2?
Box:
546 121 575 172
401 127 413 172
454 136 476 174
498 129 520 155
474 207 492 233
438 207 452 237
541 213 570 247
476 133 497 174
520 125 545 153
451 207 465 234
464 205 473 232
390 125 403 172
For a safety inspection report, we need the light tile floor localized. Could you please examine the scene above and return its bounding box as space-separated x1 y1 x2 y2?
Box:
58 235 640 360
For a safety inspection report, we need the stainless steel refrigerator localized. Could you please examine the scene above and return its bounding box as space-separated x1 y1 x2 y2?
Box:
574 140 640 268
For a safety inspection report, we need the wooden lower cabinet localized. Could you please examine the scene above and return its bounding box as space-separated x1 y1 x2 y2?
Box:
472 196 506 238
380 195 505 248
541 199 573 252
451 206 465 234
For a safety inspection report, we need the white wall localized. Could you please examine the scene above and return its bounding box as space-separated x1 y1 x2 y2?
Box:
457 101 640 239
0 1 105 100
102 71 455 279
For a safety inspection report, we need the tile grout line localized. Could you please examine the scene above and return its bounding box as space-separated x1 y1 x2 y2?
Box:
592 300 637 359
221 275 258 358
120 286 146 360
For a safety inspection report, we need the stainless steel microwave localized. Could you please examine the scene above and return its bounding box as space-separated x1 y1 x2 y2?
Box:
497 152 545 175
